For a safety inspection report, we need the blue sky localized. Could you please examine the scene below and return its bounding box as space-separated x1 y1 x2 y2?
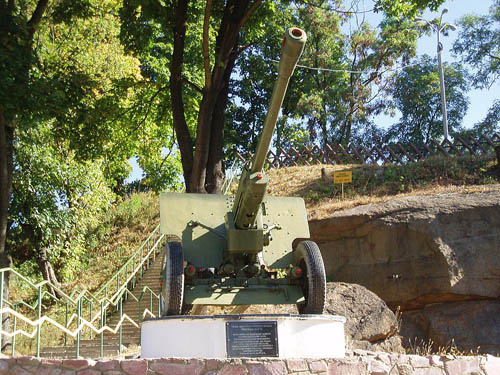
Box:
364 0 498 128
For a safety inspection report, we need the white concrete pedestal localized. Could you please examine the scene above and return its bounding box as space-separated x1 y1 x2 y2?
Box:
141 314 346 359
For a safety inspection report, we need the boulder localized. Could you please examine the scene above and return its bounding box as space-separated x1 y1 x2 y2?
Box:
401 300 500 355
310 187 500 310
310 187 500 354
325 282 404 353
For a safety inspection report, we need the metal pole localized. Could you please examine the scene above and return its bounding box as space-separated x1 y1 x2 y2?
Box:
64 301 68 346
437 32 449 141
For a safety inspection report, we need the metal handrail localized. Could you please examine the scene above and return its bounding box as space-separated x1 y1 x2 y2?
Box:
0 223 165 358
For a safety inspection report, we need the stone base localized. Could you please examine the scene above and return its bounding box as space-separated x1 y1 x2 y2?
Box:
141 314 346 359
2 352 500 375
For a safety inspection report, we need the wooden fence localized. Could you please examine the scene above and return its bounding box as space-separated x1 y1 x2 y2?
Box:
236 133 500 168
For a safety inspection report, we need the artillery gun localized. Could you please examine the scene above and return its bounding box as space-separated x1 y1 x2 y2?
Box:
160 27 326 316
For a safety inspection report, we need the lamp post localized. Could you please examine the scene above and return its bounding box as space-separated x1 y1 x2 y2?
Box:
416 9 457 141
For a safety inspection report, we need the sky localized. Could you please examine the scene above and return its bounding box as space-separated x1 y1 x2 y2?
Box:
363 0 498 128
127 0 498 182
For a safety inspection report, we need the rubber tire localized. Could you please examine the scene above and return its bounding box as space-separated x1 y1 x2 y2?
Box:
294 240 326 314
162 241 184 316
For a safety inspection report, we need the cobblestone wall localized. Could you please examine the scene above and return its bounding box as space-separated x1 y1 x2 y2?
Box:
0 350 499 375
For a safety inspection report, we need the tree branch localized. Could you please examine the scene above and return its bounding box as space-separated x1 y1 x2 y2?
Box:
149 0 172 28
238 0 262 28
203 0 213 89
182 77 203 94
27 0 49 37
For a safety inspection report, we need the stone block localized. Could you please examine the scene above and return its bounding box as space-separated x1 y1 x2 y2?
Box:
78 370 101 375
122 359 147 375
308 360 328 372
368 360 390 375
286 359 308 372
428 356 444 367
248 361 287 375
95 360 120 371
218 364 247 375
16 357 40 368
38 367 63 375
10 366 34 375
395 364 413 375
444 358 481 375
328 361 365 375
62 359 94 370
407 355 429 369
149 361 204 375
482 354 500 375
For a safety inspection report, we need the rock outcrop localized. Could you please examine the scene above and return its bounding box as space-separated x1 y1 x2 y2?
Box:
310 187 500 353
324 282 404 353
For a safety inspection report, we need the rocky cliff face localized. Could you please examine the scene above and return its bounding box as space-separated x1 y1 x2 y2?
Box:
309 186 500 354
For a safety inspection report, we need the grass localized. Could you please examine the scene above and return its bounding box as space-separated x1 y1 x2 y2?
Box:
266 153 500 220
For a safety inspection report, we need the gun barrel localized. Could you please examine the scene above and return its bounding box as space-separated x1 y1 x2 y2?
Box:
250 27 307 174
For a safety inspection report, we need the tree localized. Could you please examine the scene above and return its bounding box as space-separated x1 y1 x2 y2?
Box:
386 55 470 145
452 0 500 89
121 0 284 193
374 0 446 18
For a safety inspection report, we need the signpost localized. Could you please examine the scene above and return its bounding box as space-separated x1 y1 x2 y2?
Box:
333 171 352 199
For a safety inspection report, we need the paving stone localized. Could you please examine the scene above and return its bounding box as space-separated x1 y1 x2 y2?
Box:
121 359 147 375
308 360 328 373
286 359 308 372
205 359 222 371
102 371 124 375
0 360 8 372
444 358 481 375
328 361 366 375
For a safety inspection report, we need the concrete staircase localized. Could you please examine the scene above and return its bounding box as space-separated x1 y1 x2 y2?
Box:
40 256 163 359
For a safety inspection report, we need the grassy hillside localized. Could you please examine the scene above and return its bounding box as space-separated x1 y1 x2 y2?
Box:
266 153 500 220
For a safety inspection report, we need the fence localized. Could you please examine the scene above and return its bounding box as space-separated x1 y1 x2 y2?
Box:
236 134 500 168
0 224 165 358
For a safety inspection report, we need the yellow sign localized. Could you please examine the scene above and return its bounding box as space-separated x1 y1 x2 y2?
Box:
333 171 352 184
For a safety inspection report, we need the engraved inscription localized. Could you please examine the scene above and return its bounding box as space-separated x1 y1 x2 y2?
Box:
226 321 279 357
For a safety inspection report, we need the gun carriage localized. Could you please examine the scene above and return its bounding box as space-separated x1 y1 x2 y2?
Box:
160 27 326 315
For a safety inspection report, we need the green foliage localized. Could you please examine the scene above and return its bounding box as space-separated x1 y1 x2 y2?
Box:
386 55 470 145
374 0 446 18
453 0 500 89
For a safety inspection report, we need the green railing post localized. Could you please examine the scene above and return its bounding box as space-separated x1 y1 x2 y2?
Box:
100 301 104 358
36 285 42 358
0 271 3 353
11 306 16 357
116 274 119 296
149 291 153 318
64 301 68 346
119 297 123 354
76 298 81 358
89 301 93 340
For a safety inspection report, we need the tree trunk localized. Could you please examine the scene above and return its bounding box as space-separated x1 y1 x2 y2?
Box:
205 51 237 194
169 0 194 191
0 110 13 350
36 248 63 299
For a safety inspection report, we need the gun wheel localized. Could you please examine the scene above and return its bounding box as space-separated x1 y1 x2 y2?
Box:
161 241 184 316
295 240 326 314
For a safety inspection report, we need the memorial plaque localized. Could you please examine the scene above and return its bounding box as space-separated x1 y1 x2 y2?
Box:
226 321 279 357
